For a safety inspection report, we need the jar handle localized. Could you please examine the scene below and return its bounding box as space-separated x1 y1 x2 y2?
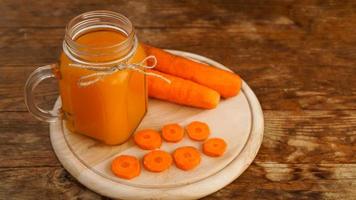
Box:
24 64 60 122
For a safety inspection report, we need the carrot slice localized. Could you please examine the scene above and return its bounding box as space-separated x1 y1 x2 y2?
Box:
161 123 184 142
143 45 242 98
186 121 210 141
203 138 227 157
147 69 220 109
143 150 173 172
134 129 162 150
111 155 141 179
173 146 201 171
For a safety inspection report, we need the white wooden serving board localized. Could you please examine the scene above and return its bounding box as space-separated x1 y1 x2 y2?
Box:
50 50 264 200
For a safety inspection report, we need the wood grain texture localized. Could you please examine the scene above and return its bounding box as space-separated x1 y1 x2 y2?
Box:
1 164 355 200
0 0 355 199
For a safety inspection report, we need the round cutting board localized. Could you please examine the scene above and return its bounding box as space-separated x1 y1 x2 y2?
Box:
50 50 264 199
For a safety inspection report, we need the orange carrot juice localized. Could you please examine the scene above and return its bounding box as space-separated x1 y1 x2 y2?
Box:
59 29 147 145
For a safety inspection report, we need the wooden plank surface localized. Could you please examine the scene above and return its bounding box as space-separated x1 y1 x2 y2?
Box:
0 0 355 199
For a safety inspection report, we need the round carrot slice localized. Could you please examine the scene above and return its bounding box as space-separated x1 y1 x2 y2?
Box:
162 123 184 142
143 150 172 172
173 146 201 171
134 129 162 150
111 155 141 179
203 138 227 157
186 121 210 141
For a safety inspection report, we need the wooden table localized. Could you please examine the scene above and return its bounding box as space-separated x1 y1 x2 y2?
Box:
1 0 355 199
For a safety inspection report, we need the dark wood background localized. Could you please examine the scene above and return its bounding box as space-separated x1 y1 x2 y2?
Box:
0 0 355 199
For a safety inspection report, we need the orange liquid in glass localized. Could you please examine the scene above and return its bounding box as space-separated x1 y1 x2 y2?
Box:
59 30 147 145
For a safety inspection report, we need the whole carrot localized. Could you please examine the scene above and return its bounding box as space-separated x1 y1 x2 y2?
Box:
147 69 220 109
143 45 242 98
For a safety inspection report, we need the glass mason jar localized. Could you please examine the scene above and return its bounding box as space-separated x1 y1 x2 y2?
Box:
24 11 148 145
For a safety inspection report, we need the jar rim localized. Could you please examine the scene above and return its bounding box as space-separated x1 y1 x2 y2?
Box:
64 10 135 50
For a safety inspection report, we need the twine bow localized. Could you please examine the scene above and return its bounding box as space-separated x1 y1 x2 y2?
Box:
69 56 171 87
